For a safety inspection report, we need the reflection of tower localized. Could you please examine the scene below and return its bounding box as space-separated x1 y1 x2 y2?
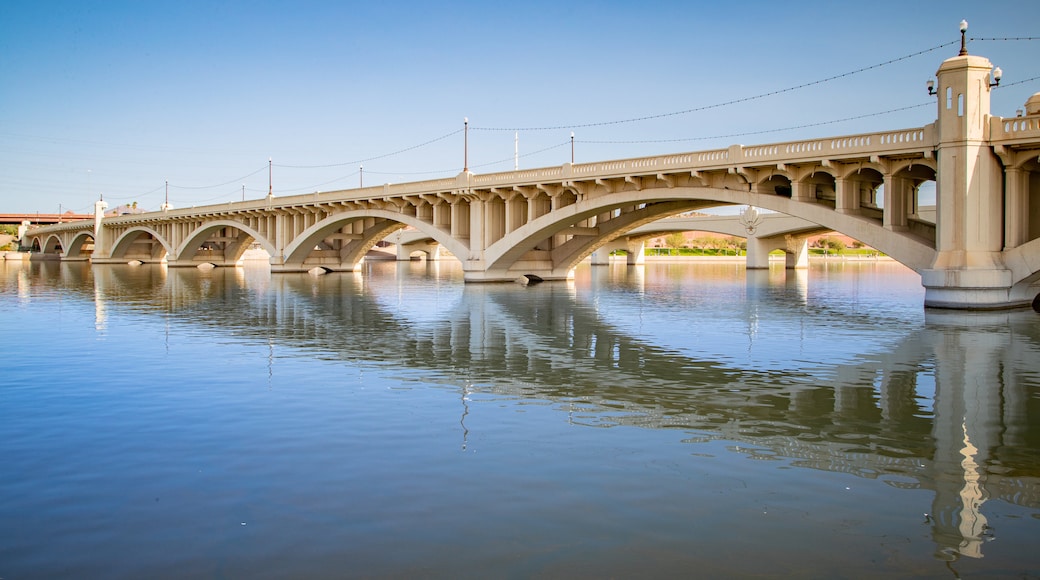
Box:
460 382 471 451
267 338 274 387
93 266 106 332
744 270 769 353
928 313 1007 559
955 422 988 558
17 267 30 304
787 267 808 305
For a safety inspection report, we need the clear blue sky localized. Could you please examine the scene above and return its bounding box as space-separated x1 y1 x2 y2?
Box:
1 1 1036 214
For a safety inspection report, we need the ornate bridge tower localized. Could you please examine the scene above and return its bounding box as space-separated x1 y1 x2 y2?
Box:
920 44 1014 308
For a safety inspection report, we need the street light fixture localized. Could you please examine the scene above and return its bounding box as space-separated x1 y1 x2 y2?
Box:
959 19 968 56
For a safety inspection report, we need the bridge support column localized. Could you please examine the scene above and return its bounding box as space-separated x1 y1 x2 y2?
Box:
1002 166 1029 249
17 220 31 248
396 243 411 261
590 239 635 265
625 240 645 265
589 247 611 265
883 173 911 231
786 237 808 269
745 235 771 269
92 198 110 259
921 53 1019 309
834 176 859 214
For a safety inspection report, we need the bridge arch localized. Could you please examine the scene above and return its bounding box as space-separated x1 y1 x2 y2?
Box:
281 209 470 272
65 231 96 259
483 185 935 280
757 173 793 197
174 220 276 267
42 234 63 255
109 226 173 262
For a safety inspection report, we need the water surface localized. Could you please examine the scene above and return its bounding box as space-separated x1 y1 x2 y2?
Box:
1 259 1038 578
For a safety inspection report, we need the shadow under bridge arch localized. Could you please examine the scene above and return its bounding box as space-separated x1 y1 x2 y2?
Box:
277 210 470 273
480 185 937 281
480 192 720 281
107 226 173 264
171 220 276 268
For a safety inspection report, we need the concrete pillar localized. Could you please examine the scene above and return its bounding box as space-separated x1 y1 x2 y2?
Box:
428 244 443 261
625 240 645 265
433 201 450 230
921 53 1014 308
589 248 610 265
276 214 290 261
486 197 505 246
450 197 470 241
883 174 910 230
835 176 858 214
468 196 485 261
791 181 815 202
504 195 525 234
92 198 109 257
17 220 31 246
1004 166 1028 249
396 243 411 261
786 238 808 269
745 235 771 269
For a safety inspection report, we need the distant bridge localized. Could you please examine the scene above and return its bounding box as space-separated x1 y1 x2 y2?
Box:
19 48 1040 309
1 213 92 226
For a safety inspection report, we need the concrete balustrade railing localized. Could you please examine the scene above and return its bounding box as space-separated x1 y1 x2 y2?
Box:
993 114 1040 140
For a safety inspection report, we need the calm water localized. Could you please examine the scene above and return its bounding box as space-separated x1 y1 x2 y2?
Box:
1 258 1038 579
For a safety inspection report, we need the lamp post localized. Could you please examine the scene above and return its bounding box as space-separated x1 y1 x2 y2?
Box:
928 21 1000 95
463 117 469 172
958 19 968 56
570 132 575 164
267 157 273 198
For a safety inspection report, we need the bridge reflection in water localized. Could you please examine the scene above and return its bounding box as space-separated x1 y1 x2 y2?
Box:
14 259 1040 566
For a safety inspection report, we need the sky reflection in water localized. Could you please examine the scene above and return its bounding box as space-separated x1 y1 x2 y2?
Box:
1 259 1038 578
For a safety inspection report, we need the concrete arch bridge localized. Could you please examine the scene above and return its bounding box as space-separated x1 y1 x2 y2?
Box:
21 51 1040 309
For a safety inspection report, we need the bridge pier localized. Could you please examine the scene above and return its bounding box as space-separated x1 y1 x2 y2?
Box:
745 235 771 269
745 234 808 270
396 241 443 261
921 52 1029 309
786 238 809 269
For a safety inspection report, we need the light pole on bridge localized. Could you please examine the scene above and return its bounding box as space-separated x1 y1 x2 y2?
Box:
958 19 968 56
268 157 273 198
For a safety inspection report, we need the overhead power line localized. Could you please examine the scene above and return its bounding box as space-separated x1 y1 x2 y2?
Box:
275 129 463 169
471 40 962 131
579 103 935 144
168 165 268 190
